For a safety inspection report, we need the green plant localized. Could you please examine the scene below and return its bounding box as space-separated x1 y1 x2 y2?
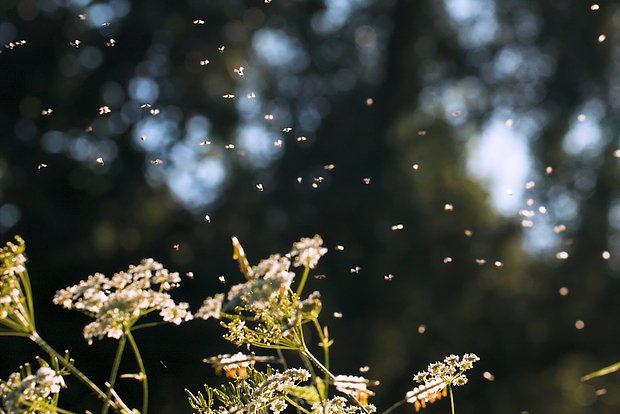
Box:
0 235 479 414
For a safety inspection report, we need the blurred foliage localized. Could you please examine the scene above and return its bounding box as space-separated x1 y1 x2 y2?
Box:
2 0 620 413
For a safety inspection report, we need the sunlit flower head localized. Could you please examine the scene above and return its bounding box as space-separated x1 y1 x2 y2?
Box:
204 352 277 379
0 365 66 413
53 259 192 344
408 353 479 411
333 375 376 406
196 293 224 320
290 235 328 269
0 236 35 333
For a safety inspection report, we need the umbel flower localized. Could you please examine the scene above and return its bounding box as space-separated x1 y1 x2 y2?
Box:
197 236 326 349
203 352 277 379
407 353 479 412
53 258 193 343
0 364 66 413
333 375 376 407
0 236 35 334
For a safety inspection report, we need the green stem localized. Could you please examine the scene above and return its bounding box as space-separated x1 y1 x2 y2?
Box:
301 346 336 382
126 330 148 414
312 319 330 394
19 269 36 329
30 332 122 411
0 318 32 338
102 335 127 414
381 399 406 414
49 405 77 414
449 384 456 414
299 350 325 401
285 396 312 414
296 266 311 297
131 321 166 331
276 348 289 369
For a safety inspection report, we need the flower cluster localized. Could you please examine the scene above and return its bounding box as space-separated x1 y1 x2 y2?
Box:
311 396 367 414
405 377 447 412
0 365 65 413
407 353 479 411
333 375 375 407
0 236 35 333
413 353 480 387
290 235 328 269
199 237 325 349
187 367 310 414
53 259 193 343
204 352 276 379
247 368 310 414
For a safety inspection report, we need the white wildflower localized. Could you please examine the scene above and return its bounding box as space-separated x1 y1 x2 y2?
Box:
0 366 66 413
53 259 192 343
334 375 375 406
408 353 479 411
311 396 361 414
290 235 328 269
196 293 224 320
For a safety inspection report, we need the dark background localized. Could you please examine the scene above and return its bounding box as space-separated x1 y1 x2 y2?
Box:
2 0 620 413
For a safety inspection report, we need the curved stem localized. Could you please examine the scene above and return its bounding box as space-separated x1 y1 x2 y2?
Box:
276 348 289 369
312 319 330 395
102 335 127 414
19 269 36 329
449 384 456 414
301 346 336 382
296 266 311 297
126 330 148 414
0 330 31 338
49 405 77 414
285 396 312 414
131 321 166 332
381 398 406 414
30 332 122 411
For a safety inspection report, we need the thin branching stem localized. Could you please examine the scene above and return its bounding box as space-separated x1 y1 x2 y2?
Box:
19 269 36 329
449 384 456 414
126 330 148 414
312 318 330 395
102 334 127 414
295 266 311 297
381 398 406 414
285 396 312 414
30 332 124 411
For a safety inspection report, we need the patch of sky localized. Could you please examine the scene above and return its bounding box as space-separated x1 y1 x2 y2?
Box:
467 112 531 214
237 124 281 168
128 77 160 103
442 0 498 48
547 188 579 223
132 117 177 152
562 101 606 160
522 213 562 254
184 115 211 143
147 141 227 209
68 135 118 163
311 0 369 34
84 0 130 28
252 29 309 71
67 0 92 8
